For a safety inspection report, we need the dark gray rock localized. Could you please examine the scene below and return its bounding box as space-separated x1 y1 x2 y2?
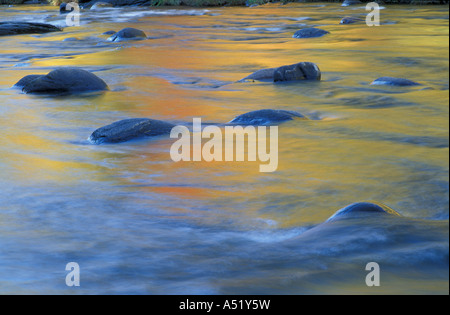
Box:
107 27 147 42
327 202 401 222
293 27 329 39
0 22 62 37
340 16 364 24
239 68 277 82
89 118 176 144
371 77 420 86
91 1 114 9
240 62 321 83
229 109 307 126
341 0 363 6
13 75 44 89
102 30 117 35
274 62 321 82
18 67 108 95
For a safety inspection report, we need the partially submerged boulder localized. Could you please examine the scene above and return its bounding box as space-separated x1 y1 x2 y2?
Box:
371 77 420 86
327 202 402 222
229 109 307 125
240 62 321 83
89 118 176 144
293 27 329 39
0 22 62 37
107 27 147 42
15 67 109 95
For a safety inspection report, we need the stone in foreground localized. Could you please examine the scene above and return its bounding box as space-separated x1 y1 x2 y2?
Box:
327 202 402 222
371 77 420 86
89 118 176 144
0 22 62 37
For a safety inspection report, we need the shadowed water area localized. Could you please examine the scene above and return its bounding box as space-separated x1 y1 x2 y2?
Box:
0 3 448 294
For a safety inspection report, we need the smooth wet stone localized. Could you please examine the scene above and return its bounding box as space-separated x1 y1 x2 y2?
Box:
102 30 116 35
13 75 44 88
274 62 321 82
0 22 62 37
18 67 108 95
293 27 329 39
60 3 75 14
91 1 114 9
107 27 147 42
340 16 364 24
240 62 321 83
341 0 362 6
371 77 420 86
89 118 176 144
327 202 401 222
229 109 307 125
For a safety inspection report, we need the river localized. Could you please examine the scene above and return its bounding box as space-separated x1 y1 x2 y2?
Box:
0 2 448 294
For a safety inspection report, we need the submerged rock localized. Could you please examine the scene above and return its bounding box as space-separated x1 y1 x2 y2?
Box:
340 16 364 24
229 109 307 125
17 67 108 95
274 62 321 82
107 27 147 42
91 1 114 9
240 62 321 83
0 22 62 37
293 27 329 39
341 0 363 6
371 77 420 86
89 118 176 144
327 202 401 222
102 30 116 35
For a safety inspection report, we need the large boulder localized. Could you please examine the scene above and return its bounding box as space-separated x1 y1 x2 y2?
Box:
16 68 109 95
89 118 176 144
293 27 329 39
371 77 420 86
240 62 321 83
326 202 401 222
107 27 147 42
0 22 62 37
229 109 307 125
274 62 321 82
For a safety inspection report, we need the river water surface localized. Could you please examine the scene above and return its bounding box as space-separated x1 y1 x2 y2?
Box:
0 3 449 294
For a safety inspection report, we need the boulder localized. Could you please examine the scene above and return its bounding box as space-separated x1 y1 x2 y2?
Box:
326 202 401 222
16 67 108 95
293 27 329 39
371 77 420 86
89 118 176 144
107 27 147 42
274 62 321 82
240 62 321 83
229 109 307 125
0 22 62 37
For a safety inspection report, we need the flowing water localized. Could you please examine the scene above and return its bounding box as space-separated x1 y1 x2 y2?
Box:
0 3 448 294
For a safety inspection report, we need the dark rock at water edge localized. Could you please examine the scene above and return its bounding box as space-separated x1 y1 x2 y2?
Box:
371 77 420 86
239 62 321 82
89 118 176 144
341 0 363 6
293 27 329 39
229 109 307 125
327 202 401 222
274 62 321 82
107 27 147 42
0 22 62 37
16 68 109 95
13 75 44 88
340 16 364 24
